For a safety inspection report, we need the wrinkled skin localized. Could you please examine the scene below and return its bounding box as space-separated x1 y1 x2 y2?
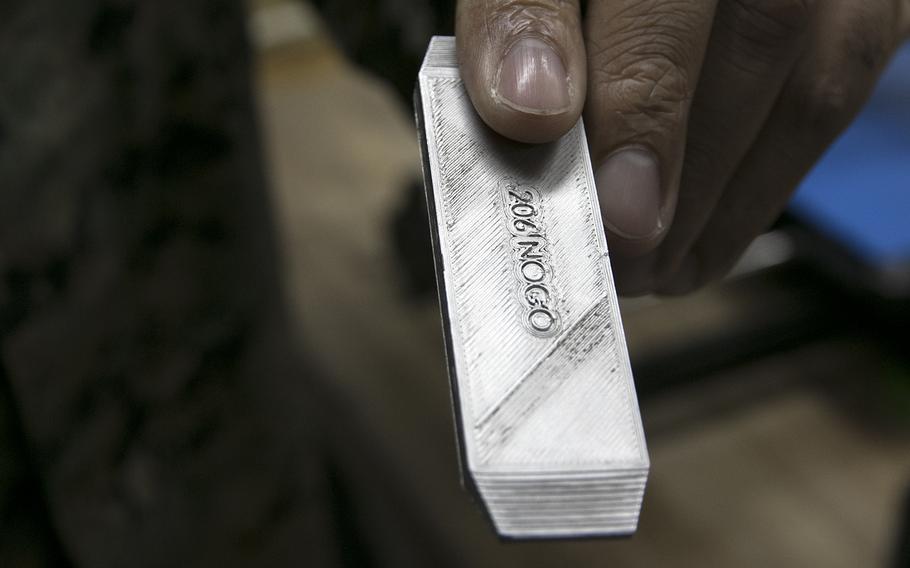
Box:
457 0 910 295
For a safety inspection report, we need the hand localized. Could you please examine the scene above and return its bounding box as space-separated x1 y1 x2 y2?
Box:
456 0 910 295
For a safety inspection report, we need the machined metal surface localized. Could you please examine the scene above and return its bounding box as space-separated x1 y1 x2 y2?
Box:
416 36 649 539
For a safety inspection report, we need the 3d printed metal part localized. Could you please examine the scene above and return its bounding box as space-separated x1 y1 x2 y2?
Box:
416 36 649 539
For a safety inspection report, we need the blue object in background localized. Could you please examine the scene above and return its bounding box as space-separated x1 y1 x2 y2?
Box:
789 44 910 268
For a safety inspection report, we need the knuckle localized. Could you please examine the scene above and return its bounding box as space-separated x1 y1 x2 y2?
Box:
791 76 857 139
716 0 812 68
788 3 900 140
793 81 848 138
589 4 701 70
727 0 813 42
591 51 690 134
491 0 580 39
840 4 898 73
586 4 699 135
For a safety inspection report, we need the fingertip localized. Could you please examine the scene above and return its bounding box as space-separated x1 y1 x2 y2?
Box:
483 104 583 144
456 1 586 144
596 149 663 238
595 147 671 258
494 38 571 115
462 39 584 143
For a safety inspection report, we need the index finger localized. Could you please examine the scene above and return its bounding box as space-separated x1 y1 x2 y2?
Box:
584 0 716 275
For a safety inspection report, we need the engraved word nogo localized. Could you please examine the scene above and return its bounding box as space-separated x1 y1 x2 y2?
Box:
500 178 560 337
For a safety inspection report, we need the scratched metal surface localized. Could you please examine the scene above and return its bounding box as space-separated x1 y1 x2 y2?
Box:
417 37 649 538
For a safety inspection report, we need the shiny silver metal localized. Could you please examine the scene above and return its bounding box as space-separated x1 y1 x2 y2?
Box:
416 36 649 539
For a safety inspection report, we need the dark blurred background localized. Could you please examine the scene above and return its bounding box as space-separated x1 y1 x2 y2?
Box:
1 0 908 566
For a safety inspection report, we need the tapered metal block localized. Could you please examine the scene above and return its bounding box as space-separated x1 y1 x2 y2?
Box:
416 36 649 539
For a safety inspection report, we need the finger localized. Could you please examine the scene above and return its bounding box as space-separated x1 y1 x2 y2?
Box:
584 0 718 268
674 0 906 291
456 0 586 144
642 0 816 292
